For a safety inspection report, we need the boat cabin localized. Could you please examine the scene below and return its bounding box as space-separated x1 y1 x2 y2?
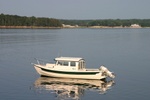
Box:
54 57 85 71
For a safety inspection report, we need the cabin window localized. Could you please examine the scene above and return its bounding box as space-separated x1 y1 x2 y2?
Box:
78 60 85 69
63 61 68 66
58 61 63 65
57 61 68 66
79 62 81 69
70 61 76 67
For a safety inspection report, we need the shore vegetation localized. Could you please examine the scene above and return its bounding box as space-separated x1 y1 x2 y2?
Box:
0 13 62 28
1 14 150 28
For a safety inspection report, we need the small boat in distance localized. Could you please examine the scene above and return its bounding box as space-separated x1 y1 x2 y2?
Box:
33 57 115 80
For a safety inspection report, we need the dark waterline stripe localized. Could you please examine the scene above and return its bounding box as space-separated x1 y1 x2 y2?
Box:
40 67 99 75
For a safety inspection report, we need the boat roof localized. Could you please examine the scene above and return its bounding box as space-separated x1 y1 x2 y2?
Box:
55 57 84 62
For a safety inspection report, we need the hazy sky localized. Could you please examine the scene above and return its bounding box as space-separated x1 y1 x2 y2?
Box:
0 0 150 19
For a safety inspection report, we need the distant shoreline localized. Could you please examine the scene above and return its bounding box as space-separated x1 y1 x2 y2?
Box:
0 25 150 29
0 26 62 29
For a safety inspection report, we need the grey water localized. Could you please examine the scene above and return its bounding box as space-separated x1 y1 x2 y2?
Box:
0 28 150 100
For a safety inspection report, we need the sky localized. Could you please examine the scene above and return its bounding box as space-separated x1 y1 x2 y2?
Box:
0 0 150 19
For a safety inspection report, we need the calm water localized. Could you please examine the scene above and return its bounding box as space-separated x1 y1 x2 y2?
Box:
0 28 150 100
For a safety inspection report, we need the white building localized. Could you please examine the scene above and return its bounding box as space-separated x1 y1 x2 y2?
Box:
62 24 78 28
130 24 141 28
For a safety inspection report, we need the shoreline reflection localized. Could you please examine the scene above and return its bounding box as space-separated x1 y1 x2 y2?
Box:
34 77 115 99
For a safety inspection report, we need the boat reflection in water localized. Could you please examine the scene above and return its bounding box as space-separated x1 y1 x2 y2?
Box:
34 77 115 99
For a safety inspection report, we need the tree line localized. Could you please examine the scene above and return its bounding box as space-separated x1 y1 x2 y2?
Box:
60 19 150 27
1 14 150 27
0 14 62 27
88 19 150 27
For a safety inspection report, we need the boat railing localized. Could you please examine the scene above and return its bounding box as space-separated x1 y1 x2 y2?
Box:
34 58 54 65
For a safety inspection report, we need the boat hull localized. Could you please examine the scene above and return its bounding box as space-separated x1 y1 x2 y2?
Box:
34 65 107 80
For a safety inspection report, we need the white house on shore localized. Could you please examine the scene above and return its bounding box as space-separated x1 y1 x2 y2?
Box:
130 24 141 28
62 24 78 28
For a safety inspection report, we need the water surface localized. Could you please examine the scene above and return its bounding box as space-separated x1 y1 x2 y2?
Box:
0 28 150 100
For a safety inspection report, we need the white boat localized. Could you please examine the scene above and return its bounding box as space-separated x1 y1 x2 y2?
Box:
33 57 115 80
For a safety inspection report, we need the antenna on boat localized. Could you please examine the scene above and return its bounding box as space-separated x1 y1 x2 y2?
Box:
57 49 62 57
